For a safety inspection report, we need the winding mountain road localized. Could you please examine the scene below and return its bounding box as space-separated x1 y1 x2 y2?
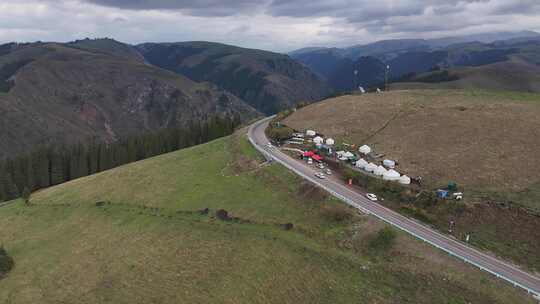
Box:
248 116 540 298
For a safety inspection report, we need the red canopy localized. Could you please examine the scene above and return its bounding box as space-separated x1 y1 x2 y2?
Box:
312 155 322 162
303 151 315 157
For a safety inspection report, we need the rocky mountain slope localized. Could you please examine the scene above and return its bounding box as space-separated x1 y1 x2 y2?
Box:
0 41 258 158
136 41 332 114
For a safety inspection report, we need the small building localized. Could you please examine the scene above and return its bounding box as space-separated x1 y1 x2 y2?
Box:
313 136 324 144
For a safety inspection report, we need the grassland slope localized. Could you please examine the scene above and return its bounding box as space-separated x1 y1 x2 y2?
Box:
391 58 540 93
284 89 540 202
0 132 533 303
283 89 540 271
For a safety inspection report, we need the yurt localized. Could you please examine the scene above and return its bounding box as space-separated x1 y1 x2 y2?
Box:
325 138 335 146
313 136 324 144
383 159 396 169
383 169 401 181
374 165 387 176
359 145 372 154
355 159 368 169
306 130 316 136
399 175 411 185
364 163 378 173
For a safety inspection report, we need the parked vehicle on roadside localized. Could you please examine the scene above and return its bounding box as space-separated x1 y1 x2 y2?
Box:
315 172 326 179
366 193 378 201
325 169 332 175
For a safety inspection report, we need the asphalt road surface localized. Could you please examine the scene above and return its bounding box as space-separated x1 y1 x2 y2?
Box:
248 116 540 298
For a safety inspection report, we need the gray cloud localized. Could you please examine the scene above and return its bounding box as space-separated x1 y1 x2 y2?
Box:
0 0 539 52
84 0 267 16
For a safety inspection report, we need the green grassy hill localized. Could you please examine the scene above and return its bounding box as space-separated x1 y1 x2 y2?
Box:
0 132 533 303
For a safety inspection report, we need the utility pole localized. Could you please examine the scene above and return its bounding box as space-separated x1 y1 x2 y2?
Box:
385 65 389 91
353 69 358 92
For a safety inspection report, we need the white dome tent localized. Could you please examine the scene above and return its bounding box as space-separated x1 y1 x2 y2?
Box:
359 145 371 155
313 136 324 144
383 159 396 169
374 165 387 176
355 159 368 169
364 163 378 173
399 175 411 185
383 169 401 181
364 163 377 172
306 130 316 136
325 138 335 146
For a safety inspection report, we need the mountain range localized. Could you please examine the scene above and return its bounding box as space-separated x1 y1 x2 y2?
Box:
290 31 540 91
136 42 331 115
0 39 329 158
2 31 540 159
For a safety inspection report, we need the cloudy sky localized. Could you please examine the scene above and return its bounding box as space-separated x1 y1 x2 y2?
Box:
1 0 539 52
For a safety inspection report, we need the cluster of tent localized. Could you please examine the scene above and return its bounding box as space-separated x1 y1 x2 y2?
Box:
354 158 411 185
306 130 335 147
303 131 411 185
336 150 355 161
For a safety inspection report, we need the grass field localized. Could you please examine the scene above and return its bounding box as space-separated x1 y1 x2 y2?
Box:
391 58 540 93
283 89 540 272
284 89 540 207
0 131 534 303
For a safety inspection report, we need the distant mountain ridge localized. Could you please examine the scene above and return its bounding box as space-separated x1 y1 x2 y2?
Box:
290 31 540 92
289 31 540 59
136 41 332 114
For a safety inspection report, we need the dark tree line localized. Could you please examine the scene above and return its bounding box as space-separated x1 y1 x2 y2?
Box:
0 115 241 203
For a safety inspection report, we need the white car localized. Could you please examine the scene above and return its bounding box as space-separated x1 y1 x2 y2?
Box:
266 143 273 148
315 172 326 179
307 158 313 165
366 193 378 201
325 169 332 175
